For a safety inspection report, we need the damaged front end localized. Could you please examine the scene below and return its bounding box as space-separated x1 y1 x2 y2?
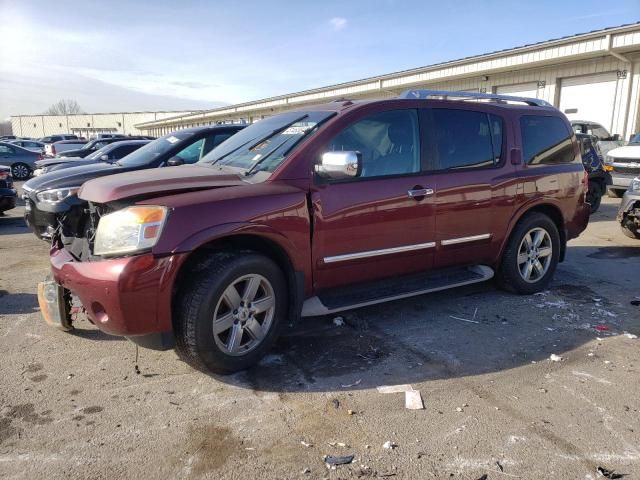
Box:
617 179 640 240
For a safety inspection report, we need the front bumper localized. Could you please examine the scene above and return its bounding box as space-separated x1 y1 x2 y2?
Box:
610 173 635 189
617 191 640 221
23 197 57 239
49 246 187 337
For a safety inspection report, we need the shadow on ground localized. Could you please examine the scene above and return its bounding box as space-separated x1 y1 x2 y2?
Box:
206 244 640 393
0 291 39 314
0 215 29 236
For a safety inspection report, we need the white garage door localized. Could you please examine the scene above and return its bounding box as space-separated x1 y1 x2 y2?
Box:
496 82 539 98
559 72 618 131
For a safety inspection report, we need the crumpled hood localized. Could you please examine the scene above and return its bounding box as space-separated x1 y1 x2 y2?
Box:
608 145 640 159
79 164 248 203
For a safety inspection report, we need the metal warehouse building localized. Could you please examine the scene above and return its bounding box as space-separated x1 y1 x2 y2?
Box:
136 23 640 139
10 110 196 138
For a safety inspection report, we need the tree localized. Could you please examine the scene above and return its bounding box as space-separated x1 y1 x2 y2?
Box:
44 99 84 115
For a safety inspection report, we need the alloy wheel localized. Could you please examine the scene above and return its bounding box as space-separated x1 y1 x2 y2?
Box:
517 227 553 283
12 164 29 180
212 274 275 356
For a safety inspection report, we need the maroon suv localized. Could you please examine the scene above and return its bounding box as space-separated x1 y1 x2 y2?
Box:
38 91 590 374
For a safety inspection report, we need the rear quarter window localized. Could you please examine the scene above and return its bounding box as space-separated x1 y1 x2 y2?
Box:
521 115 576 165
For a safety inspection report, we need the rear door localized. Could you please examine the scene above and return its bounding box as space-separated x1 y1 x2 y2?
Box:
311 108 436 291
421 107 517 268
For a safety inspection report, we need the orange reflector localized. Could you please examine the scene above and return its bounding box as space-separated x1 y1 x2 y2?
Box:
604 165 613 172
128 206 166 224
143 224 160 239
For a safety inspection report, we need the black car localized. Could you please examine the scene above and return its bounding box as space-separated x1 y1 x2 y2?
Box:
55 136 155 159
576 133 611 213
22 125 244 240
33 140 151 176
0 165 17 213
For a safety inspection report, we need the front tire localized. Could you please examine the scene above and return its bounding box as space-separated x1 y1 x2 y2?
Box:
11 163 31 180
496 213 560 294
174 252 287 374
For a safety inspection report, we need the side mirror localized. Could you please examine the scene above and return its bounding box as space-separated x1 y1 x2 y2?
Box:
316 151 361 180
611 134 621 141
166 156 184 167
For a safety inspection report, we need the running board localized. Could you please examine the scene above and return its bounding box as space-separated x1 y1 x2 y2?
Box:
301 265 494 317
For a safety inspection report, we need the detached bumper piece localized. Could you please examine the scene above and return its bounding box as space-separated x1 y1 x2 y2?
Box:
37 279 72 331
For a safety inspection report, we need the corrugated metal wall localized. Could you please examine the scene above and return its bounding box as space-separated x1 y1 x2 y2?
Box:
10 111 194 138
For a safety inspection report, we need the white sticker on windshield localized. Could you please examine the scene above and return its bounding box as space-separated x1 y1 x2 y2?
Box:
282 125 313 135
166 136 180 144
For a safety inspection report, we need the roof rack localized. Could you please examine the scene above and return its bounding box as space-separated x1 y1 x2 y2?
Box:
399 89 552 107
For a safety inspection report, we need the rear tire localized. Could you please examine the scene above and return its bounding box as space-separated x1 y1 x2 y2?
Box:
586 181 602 214
174 252 287 374
496 213 561 294
607 188 623 199
11 163 31 180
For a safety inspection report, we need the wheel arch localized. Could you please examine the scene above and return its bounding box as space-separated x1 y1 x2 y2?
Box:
171 231 305 331
498 201 566 268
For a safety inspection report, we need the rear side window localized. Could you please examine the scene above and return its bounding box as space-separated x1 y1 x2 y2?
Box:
202 132 234 156
424 109 503 170
112 144 141 158
520 116 576 165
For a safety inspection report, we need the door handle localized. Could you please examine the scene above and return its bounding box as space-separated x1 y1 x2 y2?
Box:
407 188 434 198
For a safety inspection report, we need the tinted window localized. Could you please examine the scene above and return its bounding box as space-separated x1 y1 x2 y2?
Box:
118 130 195 167
325 109 420 178
0 145 15 156
521 116 576 165
202 132 234 156
424 109 500 170
114 144 143 158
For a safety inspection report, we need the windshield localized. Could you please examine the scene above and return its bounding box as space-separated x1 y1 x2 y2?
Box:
630 134 640 145
117 131 194 167
199 111 335 173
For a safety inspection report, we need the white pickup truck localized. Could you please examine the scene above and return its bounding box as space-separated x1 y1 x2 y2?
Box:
44 139 88 157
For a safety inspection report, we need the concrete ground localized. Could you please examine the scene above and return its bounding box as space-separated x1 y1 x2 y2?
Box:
1 185 639 480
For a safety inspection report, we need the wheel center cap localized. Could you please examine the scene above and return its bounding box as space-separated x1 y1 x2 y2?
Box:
238 308 249 321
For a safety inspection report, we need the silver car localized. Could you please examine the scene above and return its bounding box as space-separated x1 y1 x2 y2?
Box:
0 141 42 180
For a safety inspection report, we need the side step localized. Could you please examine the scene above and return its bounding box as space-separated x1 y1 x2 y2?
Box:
301 265 494 317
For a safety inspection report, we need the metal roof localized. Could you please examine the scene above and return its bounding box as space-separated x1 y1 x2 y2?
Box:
137 22 640 128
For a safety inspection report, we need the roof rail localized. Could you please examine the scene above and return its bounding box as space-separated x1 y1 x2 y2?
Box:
399 89 552 107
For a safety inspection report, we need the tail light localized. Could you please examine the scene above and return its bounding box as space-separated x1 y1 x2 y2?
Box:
37 153 43 160
0 171 8 181
51 145 56 155
583 169 589 193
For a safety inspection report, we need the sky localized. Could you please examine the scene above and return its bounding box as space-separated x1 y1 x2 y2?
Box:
0 0 638 120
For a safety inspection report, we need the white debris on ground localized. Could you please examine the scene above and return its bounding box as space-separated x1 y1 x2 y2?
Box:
377 384 425 410
550 354 563 362
382 441 398 450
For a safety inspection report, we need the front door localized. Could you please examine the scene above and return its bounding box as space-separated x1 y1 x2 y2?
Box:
311 109 436 291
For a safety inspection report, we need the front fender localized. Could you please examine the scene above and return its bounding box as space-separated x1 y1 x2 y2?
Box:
153 221 306 273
